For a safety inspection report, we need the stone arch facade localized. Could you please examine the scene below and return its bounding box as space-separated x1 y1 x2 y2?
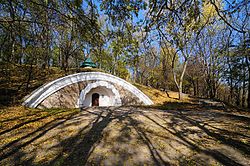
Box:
23 72 154 108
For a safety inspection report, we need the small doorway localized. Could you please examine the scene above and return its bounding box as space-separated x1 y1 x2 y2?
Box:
92 93 99 106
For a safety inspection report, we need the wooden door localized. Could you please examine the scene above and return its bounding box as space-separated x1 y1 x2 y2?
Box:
92 93 99 106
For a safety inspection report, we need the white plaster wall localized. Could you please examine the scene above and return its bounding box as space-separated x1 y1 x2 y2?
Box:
82 87 115 107
78 81 122 107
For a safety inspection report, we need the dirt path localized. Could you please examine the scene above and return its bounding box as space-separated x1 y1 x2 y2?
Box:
0 103 249 165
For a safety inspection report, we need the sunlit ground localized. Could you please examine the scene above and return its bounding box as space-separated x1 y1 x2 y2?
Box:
0 102 249 165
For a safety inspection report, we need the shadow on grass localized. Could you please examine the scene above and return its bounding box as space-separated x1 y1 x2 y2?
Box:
141 113 246 166
139 100 250 122
0 109 67 136
0 108 79 160
0 105 249 165
0 110 78 161
48 107 114 165
46 107 171 166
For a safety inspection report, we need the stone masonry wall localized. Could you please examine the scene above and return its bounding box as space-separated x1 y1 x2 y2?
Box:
38 81 142 108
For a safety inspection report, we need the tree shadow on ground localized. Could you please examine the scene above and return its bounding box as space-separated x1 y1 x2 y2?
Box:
0 105 249 165
0 112 77 161
48 107 114 165
0 109 67 136
46 107 171 166
142 111 249 166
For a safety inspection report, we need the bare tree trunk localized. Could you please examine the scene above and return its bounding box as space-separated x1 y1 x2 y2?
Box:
178 60 188 100
242 58 246 107
25 63 33 92
192 79 196 96
172 57 188 100
236 85 240 106
196 79 199 97
45 4 50 69
228 56 233 103
246 56 250 109
8 0 15 62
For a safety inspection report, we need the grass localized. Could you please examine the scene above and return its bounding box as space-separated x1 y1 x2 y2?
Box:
0 106 249 165
0 106 79 146
134 83 190 105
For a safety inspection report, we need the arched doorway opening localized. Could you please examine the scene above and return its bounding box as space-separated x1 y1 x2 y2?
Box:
78 81 122 107
92 93 99 106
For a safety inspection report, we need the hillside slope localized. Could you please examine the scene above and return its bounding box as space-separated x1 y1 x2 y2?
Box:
0 64 104 106
0 64 186 107
134 83 190 105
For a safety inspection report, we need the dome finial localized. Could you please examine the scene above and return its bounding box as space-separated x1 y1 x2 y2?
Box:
80 57 97 68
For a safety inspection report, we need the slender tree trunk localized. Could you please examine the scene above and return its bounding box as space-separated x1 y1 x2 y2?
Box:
11 39 15 62
242 58 246 107
228 56 233 103
45 5 50 69
248 67 250 109
196 79 199 97
173 59 188 100
236 85 240 106
25 63 33 92
8 0 15 62
178 60 188 100
246 56 250 109
192 79 196 96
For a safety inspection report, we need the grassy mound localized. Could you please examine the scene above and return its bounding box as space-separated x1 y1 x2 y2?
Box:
134 83 190 105
0 63 190 107
0 64 105 107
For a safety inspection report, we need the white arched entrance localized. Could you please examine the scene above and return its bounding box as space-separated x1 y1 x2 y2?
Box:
78 81 122 107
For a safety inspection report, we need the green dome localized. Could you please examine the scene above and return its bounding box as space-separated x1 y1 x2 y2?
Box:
80 58 97 68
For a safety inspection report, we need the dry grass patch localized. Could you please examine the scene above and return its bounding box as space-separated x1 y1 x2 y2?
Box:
134 83 190 105
0 106 250 165
0 106 79 150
